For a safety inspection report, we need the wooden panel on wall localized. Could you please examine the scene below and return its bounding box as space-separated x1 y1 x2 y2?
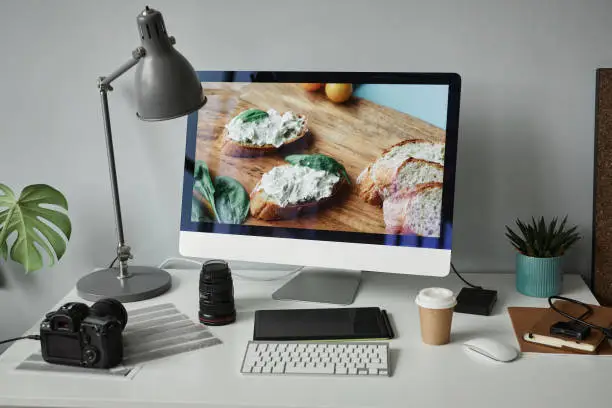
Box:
593 68 612 305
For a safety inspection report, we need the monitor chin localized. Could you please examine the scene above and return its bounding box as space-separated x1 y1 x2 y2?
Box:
179 230 451 278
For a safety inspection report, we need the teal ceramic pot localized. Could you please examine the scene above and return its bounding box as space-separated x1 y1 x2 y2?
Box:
515 254 562 297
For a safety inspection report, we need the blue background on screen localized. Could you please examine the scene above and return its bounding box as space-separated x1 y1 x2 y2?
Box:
354 84 448 130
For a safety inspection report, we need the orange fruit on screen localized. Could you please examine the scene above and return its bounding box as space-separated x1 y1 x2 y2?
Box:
301 83 323 92
325 83 353 103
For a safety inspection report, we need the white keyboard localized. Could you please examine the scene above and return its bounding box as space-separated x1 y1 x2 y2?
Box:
240 341 390 377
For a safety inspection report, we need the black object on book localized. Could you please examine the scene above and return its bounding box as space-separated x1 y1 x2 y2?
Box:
253 307 394 341
454 287 498 316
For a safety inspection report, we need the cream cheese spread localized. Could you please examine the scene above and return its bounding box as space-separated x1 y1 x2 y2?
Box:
226 109 304 147
259 165 340 207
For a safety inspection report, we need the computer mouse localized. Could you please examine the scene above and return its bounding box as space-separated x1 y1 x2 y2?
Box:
463 338 519 363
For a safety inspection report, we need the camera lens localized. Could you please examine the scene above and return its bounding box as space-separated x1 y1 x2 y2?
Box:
199 260 232 283
199 260 236 326
199 300 235 315
90 298 128 330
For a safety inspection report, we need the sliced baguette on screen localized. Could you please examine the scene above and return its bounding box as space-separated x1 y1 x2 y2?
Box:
382 182 443 237
358 139 445 206
358 157 444 206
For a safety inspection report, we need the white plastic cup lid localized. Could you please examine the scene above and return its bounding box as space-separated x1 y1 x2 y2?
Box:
415 287 457 309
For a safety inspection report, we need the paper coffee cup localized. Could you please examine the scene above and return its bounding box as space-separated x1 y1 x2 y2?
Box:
415 287 456 346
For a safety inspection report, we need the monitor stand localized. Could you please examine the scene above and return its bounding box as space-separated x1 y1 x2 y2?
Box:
272 267 362 305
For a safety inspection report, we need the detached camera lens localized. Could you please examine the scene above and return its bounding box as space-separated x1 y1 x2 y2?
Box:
199 260 236 326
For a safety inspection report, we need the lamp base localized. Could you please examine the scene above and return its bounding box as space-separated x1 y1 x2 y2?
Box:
76 266 172 302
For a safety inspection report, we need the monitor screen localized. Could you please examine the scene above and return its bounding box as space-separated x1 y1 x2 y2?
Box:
181 72 459 251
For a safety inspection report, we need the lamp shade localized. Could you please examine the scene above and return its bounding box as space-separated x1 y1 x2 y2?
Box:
134 7 206 121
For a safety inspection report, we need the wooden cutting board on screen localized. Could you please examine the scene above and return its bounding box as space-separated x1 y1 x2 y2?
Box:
195 83 445 234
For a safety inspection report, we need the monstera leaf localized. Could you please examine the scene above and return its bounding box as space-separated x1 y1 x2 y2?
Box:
0 184 71 273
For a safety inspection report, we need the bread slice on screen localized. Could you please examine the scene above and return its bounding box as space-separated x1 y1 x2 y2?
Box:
382 182 443 237
250 164 348 221
357 139 445 205
221 108 310 157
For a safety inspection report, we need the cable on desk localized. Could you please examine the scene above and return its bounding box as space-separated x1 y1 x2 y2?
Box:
233 266 303 282
158 257 203 270
451 263 483 289
156 257 303 281
548 295 612 338
0 335 40 346
108 256 118 268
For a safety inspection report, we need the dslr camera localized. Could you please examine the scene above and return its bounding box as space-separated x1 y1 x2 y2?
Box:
40 298 128 369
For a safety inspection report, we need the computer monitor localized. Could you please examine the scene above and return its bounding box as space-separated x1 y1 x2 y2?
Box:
180 71 460 304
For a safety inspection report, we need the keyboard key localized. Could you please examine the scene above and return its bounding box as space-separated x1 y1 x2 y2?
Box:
286 364 334 375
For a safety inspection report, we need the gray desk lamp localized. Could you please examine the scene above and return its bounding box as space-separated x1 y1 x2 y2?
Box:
76 6 206 302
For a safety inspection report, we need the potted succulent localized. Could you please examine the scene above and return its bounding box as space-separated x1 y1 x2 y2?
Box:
505 216 581 297
0 184 71 273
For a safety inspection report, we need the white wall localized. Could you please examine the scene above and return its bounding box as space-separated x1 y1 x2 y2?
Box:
1 0 611 351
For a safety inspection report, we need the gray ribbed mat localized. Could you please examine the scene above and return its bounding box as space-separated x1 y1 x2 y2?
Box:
15 303 221 379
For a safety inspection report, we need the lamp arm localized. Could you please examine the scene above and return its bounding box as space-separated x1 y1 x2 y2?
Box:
97 47 145 279
99 47 145 89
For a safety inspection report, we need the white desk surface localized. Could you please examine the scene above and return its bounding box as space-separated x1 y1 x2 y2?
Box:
0 269 605 408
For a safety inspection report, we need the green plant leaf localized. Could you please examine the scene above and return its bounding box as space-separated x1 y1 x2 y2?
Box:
236 108 269 123
214 176 250 224
537 216 546 254
557 216 568 237
516 218 537 255
515 219 529 240
285 154 350 184
192 160 217 221
508 215 582 257
545 217 557 250
505 232 528 254
191 197 214 223
0 184 71 273
505 227 527 251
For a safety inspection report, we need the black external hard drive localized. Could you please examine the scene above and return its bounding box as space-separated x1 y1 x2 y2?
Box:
454 287 498 316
